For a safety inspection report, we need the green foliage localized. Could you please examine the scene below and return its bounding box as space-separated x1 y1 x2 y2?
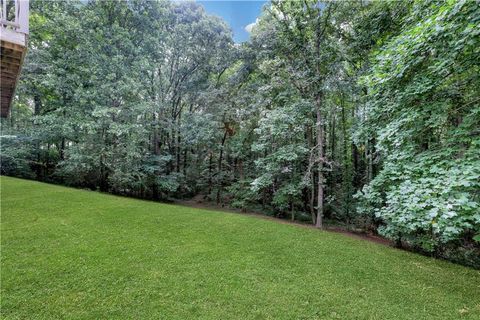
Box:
227 179 261 211
0 135 35 178
357 0 480 255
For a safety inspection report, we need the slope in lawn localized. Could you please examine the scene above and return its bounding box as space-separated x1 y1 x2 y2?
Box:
1 177 479 319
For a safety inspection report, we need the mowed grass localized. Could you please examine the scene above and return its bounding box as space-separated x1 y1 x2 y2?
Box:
1 177 479 320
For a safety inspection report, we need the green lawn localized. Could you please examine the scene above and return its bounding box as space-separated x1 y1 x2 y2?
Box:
1 177 479 319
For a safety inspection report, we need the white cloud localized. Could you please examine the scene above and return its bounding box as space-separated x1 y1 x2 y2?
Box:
245 18 259 33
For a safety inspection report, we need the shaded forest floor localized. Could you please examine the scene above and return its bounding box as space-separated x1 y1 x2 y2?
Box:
174 197 392 247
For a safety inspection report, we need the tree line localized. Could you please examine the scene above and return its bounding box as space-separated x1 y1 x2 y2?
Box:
1 0 479 267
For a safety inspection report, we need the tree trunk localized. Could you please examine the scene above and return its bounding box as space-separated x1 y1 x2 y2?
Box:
176 111 181 173
291 201 295 221
330 113 335 162
238 159 244 181
306 122 316 224
183 149 187 176
351 105 361 189
60 138 66 161
310 172 316 224
341 98 351 218
216 129 228 205
365 139 373 184
208 151 213 196
315 94 324 229
152 114 160 155
34 93 42 179
152 112 160 199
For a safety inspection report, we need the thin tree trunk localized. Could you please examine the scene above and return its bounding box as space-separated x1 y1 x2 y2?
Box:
315 94 324 229
183 149 187 176
208 151 213 196
239 159 244 181
341 98 350 218
365 139 372 184
216 129 228 205
60 138 66 161
176 111 181 173
351 106 360 189
34 93 42 180
291 201 295 221
310 171 315 224
152 112 160 199
153 116 160 155
352 143 359 188
330 113 335 162
306 122 316 224
99 128 109 192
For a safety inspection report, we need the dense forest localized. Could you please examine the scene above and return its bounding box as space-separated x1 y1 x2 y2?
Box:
1 0 479 267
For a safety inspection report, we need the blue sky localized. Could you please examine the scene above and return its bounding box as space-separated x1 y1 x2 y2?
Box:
197 1 268 42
